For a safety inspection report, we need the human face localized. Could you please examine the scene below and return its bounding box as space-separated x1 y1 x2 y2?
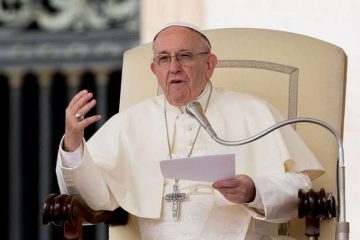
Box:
151 26 217 106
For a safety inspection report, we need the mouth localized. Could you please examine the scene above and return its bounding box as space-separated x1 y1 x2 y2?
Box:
169 79 185 84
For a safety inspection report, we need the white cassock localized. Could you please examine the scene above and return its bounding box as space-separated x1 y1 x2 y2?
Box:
56 82 324 239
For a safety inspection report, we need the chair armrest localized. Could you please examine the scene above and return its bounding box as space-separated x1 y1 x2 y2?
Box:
42 194 128 240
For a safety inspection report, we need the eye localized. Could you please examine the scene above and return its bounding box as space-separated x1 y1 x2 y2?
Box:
156 54 171 64
177 52 194 62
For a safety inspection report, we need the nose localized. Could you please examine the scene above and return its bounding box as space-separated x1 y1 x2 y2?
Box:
168 55 182 72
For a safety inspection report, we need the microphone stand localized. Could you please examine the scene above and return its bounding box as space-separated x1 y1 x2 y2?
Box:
186 102 349 240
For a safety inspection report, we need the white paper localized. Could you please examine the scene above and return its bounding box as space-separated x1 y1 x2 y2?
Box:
160 153 235 182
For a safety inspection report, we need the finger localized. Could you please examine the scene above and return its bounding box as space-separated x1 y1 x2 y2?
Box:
68 90 88 108
66 93 91 119
216 186 242 194
64 114 101 143
71 92 94 114
213 179 241 188
76 114 102 128
66 92 94 120
76 99 97 117
217 187 251 203
222 192 247 203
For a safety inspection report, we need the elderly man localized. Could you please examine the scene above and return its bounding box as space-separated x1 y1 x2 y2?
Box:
56 23 324 239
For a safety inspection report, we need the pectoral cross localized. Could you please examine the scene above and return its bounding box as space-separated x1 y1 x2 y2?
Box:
164 182 188 220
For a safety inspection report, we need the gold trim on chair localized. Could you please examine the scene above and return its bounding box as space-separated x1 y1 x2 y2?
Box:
217 60 299 124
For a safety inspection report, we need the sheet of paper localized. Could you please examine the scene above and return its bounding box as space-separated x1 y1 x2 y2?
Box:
160 153 235 182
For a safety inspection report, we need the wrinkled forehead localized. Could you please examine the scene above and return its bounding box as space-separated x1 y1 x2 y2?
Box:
153 23 211 50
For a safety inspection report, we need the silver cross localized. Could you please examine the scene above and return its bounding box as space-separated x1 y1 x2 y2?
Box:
164 183 188 220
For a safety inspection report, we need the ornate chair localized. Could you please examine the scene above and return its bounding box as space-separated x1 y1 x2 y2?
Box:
43 28 347 239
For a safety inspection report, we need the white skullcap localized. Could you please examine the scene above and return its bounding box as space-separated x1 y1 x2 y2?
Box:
153 22 211 49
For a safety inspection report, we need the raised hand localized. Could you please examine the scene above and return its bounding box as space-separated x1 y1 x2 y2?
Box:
63 90 102 152
212 174 256 204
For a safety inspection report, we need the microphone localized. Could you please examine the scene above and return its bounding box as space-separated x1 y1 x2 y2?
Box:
186 101 217 138
185 100 349 240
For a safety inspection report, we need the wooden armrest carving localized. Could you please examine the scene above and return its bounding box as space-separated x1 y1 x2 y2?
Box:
298 188 336 238
42 194 128 240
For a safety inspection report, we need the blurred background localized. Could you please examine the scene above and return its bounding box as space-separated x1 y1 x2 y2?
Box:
1 0 359 239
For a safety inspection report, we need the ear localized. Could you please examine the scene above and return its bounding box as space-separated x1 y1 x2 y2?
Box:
206 53 218 79
151 62 157 75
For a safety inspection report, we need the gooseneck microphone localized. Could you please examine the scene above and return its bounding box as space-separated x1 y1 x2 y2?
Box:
186 101 217 138
186 100 349 240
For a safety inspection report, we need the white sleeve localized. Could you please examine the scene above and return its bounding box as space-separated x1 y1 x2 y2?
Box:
56 137 85 195
243 172 312 223
56 137 119 211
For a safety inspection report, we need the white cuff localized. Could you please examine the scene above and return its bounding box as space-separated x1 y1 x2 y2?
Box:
245 184 264 210
60 139 83 168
